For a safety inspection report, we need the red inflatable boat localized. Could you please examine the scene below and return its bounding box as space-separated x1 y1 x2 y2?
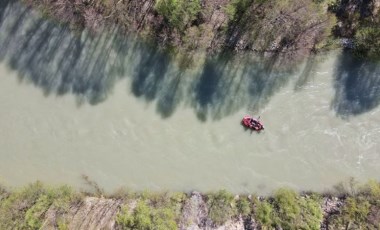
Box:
242 116 264 131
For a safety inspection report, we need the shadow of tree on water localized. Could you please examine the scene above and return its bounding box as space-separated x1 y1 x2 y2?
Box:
0 1 127 105
332 51 380 117
130 42 170 101
190 51 296 121
2 1 378 121
0 1 300 121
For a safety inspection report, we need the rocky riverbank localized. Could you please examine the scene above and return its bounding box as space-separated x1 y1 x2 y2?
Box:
1 179 379 229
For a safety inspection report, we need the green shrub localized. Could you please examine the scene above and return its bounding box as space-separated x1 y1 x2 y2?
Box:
207 189 236 226
255 193 323 230
139 190 186 212
155 0 201 31
298 197 323 230
0 182 78 229
25 193 53 228
0 182 46 229
117 200 152 229
26 185 79 229
365 180 380 201
273 188 301 228
342 197 371 226
327 196 371 229
151 207 177 230
255 200 274 228
354 27 380 61
140 190 171 207
236 196 251 216
271 188 324 230
0 185 7 202
116 199 177 230
224 0 253 21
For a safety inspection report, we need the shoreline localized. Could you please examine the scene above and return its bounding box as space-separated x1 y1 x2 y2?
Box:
18 0 380 63
1 179 379 229
1 1 379 229
19 0 336 65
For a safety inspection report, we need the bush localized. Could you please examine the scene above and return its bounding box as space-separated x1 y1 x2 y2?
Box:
224 0 253 21
0 182 78 229
273 188 301 228
0 182 46 229
342 197 371 226
255 200 274 228
236 196 251 217
155 0 201 31
328 196 371 229
116 192 181 230
207 190 236 226
270 188 323 230
139 190 186 212
151 207 177 230
354 27 380 61
298 196 323 230
365 180 380 200
117 200 153 229
0 185 7 201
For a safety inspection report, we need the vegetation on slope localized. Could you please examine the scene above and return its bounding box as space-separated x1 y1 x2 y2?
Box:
0 182 81 229
21 0 334 61
19 0 380 63
1 179 380 229
330 0 380 60
116 191 184 230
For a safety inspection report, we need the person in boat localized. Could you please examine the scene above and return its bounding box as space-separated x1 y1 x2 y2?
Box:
250 118 259 127
249 119 254 126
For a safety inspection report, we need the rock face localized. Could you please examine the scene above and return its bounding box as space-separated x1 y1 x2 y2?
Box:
179 191 209 229
373 0 380 15
179 192 245 230
320 197 343 230
42 197 122 230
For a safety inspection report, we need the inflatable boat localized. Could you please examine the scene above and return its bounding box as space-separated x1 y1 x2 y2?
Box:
242 116 264 131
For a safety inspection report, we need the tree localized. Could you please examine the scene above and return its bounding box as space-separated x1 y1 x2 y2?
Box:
155 0 201 32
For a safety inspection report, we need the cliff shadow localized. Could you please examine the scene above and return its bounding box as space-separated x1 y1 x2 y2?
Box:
332 51 380 116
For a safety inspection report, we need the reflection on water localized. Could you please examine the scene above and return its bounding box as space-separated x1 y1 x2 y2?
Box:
0 1 380 194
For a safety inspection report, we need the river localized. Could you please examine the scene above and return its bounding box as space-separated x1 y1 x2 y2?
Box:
0 1 379 194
